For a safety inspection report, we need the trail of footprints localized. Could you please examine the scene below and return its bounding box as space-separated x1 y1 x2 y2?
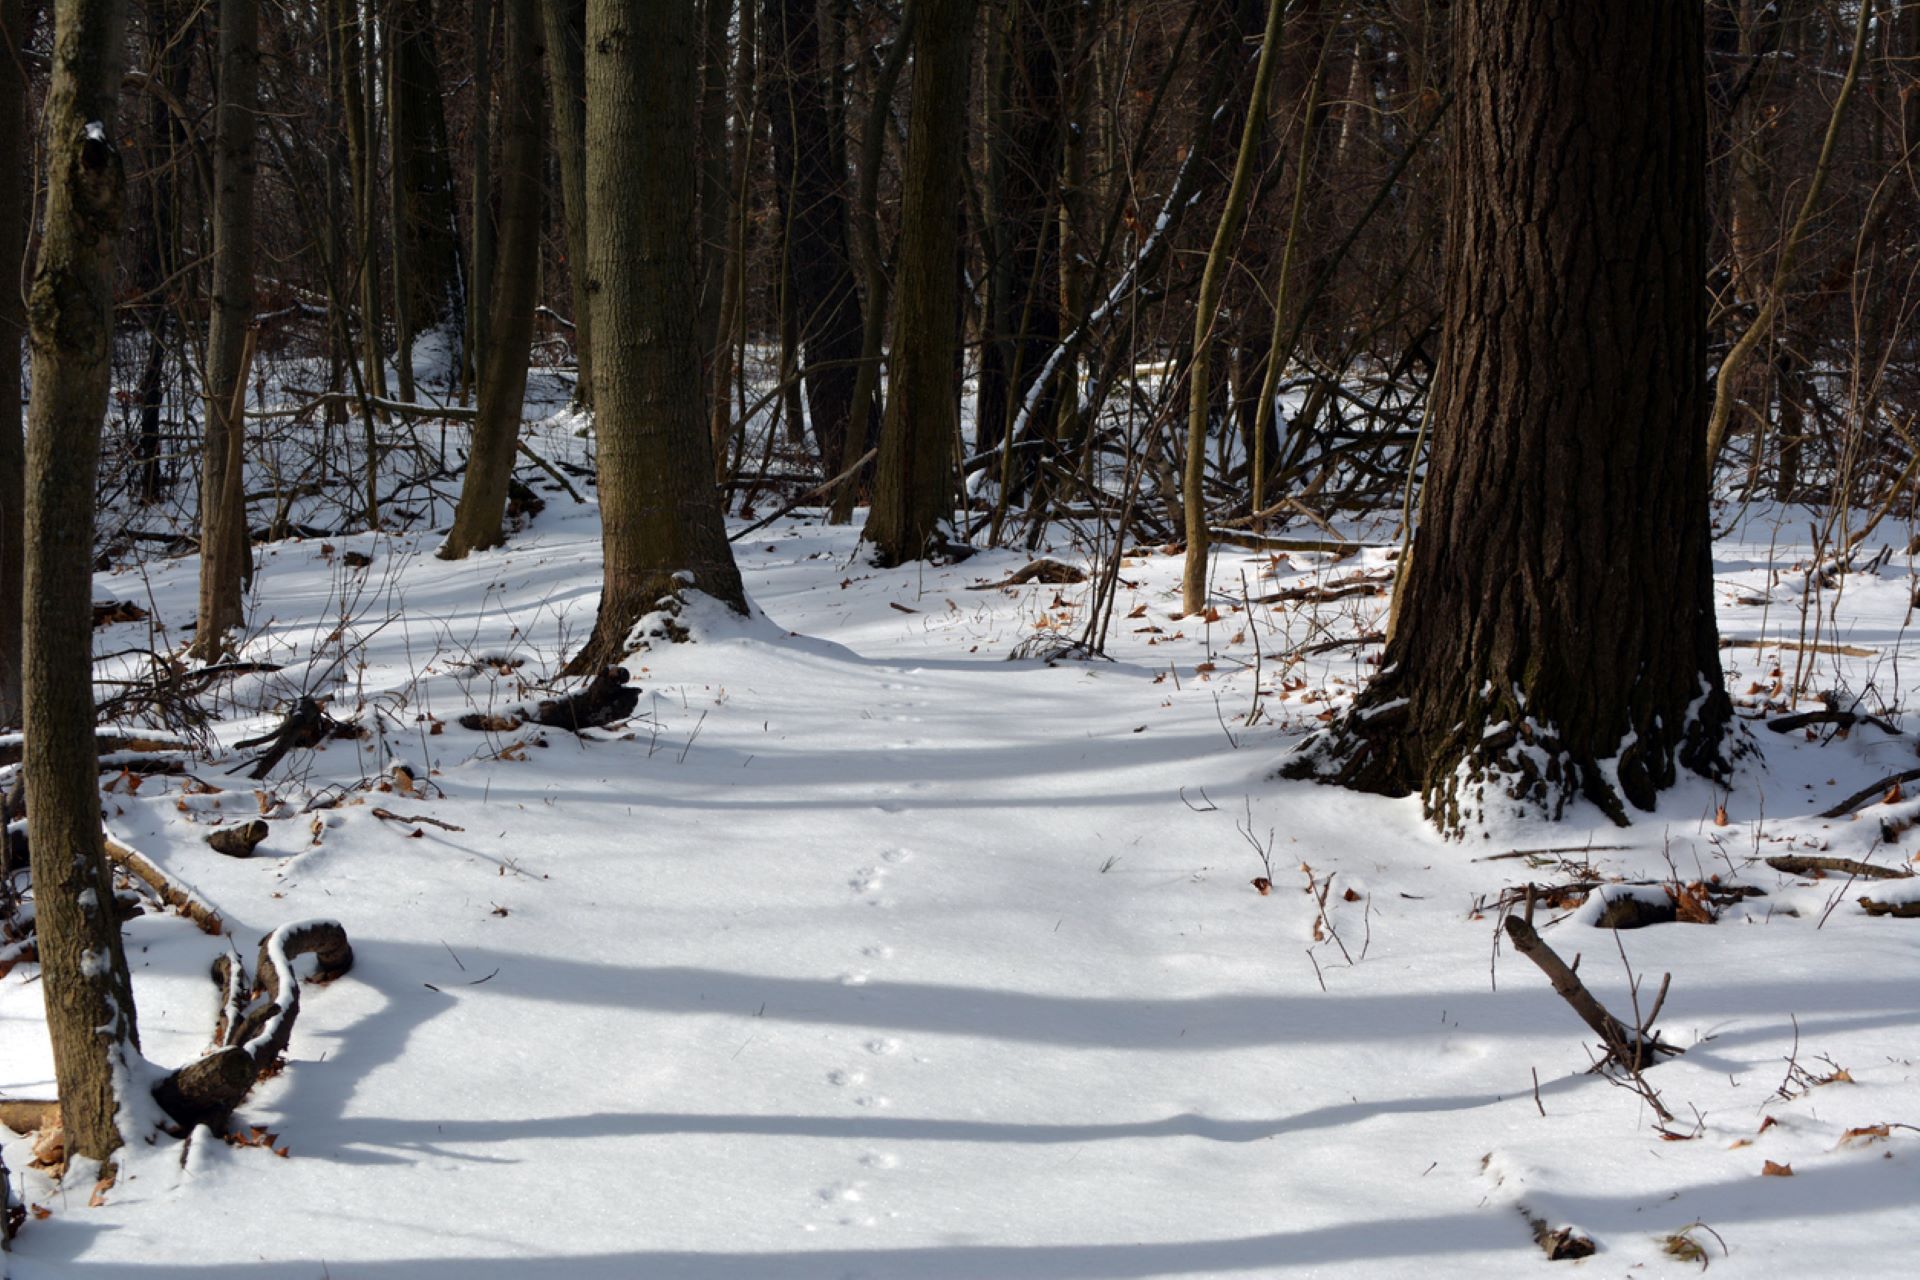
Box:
811 848 915 1231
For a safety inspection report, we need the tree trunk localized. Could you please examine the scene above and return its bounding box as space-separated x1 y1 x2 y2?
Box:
696 0 730 391
25 0 142 1168
762 0 868 476
862 0 978 566
331 0 387 405
0 0 28 727
541 0 592 411
387 0 465 380
567 0 747 675
975 0 1068 468
442 0 544 559
1180 0 1286 614
127 0 195 507
189 0 259 662
1282 0 1734 835
467 0 494 395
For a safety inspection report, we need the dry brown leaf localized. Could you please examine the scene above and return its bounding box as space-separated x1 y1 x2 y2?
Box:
1715 805 1730 827
1840 1124 1890 1146
1761 1160 1794 1176
1251 877 1272 896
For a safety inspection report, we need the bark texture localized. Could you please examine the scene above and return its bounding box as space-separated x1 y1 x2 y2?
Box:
25 0 142 1166
569 0 746 675
190 0 259 661
862 0 978 566
443 0 545 559
0 0 27 726
1282 0 1734 834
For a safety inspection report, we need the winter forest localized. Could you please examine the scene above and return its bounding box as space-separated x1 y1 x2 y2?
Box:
1 0 1918 1274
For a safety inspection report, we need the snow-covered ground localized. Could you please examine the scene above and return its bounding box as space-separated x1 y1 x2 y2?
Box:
4 465 1919 1276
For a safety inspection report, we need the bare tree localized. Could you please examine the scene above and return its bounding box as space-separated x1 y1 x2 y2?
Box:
862 0 978 565
189 0 259 661
24 0 143 1168
567 0 746 675
442 0 545 559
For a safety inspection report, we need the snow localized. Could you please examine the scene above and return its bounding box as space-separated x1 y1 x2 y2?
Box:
2 480 1919 1276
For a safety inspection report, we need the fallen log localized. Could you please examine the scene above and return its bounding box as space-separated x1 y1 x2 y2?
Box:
970 558 1088 589
0 1098 55 1136
1857 896 1920 918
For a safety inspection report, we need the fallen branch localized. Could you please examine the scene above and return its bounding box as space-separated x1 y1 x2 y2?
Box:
1856 896 1920 918
1767 709 1900 735
372 808 465 833
728 447 879 543
1719 636 1876 658
1503 909 1680 1071
1766 854 1912 881
1819 768 1920 819
103 834 225 935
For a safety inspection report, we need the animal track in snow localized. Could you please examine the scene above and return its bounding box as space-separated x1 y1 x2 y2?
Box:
826 1069 866 1088
865 1037 901 1056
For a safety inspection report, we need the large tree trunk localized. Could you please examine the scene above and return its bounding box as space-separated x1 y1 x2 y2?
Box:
541 0 592 411
189 0 259 662
0 0 28 727
25 0 142 1168
567 0 746 675
762 0 868 476
1283 0 1734 835
862 0 978 566
442 0 545 559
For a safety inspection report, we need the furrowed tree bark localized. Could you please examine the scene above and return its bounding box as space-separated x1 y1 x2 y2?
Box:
189 0 259 663
1180 0 1286 615
0 0 27 727
442 0 545 559
762 0 869 476
862 0 978 565
541 0 592 410
1282 0 1734 835
567 0 746 675
25 0 142 1168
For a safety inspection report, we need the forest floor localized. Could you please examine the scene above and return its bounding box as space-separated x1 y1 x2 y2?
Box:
4 435 1920 1276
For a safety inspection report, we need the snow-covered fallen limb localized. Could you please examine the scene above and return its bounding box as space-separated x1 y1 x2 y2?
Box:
149 920 353 1132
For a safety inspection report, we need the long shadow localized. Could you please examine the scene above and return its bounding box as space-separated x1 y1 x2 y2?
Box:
307 1072 1603 1169
17 1154 1916 1278
357 945 1920 1054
